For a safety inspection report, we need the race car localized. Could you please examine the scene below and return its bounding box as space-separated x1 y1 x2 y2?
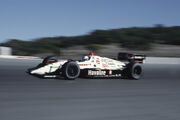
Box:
27 52 145 80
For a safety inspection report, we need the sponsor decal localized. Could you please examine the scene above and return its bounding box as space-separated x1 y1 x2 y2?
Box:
88 70 106 76
108 62 115 65
44 75 57 78
109 70 112 75
134 56 144 59
96 58 100 64
102 63 108 68
79 64 91 66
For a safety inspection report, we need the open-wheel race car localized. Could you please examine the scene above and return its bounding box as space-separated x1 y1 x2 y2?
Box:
27 52 145 80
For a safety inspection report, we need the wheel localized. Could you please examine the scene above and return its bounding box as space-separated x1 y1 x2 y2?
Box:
128 63 142 80
63 61 80 80
122 63 142 80
42 56 58 65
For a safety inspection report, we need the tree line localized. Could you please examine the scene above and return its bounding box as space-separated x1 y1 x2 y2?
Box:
1 25 180 56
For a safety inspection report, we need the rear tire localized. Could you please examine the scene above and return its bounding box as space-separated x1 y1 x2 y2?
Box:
63 62 80 80
122 63 142 80
129 63 142 80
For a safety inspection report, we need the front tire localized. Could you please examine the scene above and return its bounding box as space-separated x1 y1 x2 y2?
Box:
63 62 80 80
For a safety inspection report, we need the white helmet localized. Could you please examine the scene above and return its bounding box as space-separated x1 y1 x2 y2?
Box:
82 56 89 61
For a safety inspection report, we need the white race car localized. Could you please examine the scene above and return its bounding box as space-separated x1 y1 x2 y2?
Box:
27 52 145 80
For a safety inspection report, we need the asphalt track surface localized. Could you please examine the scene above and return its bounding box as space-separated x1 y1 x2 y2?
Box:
0 58 180 120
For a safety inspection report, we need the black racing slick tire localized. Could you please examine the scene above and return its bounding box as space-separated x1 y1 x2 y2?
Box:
128 63 142 80
63 61 80 80
122 62 142 80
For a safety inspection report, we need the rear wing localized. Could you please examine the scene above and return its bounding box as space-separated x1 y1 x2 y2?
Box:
118 52 146 63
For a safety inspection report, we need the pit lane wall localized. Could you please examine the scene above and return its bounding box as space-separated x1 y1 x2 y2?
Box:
145 57 180 64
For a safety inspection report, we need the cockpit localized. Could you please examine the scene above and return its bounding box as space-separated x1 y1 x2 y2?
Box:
81 56 91 61
80 52 94 62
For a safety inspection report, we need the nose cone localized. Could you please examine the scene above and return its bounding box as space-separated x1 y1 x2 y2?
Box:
26 69 31 74
26 68 34 75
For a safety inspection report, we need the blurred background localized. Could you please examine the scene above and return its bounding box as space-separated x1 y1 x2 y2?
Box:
0 0 180 58
1 1 180 120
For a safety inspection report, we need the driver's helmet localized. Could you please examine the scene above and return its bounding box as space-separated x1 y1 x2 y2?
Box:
82 56 89 61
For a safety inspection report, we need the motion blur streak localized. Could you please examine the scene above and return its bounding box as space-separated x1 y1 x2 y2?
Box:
0 58 180 120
